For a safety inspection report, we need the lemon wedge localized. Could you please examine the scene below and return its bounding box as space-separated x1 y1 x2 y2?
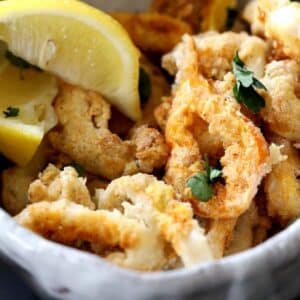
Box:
0 0 141 121
0 56 58 166
202 0 237 31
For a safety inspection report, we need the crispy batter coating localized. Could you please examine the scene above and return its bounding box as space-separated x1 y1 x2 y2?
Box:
264 137 300 224
261 60 300 142
28 164 95 209
130 125 170 173
48 83 169 180
111 12 192 54
155 97 224 159
163 32 268 81
164 35 270 219
17 174 213 270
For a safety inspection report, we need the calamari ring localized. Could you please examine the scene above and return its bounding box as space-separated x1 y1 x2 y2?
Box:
165 35 270 219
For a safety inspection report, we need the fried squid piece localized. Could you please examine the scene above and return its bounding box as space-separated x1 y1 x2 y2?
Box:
264 137 300 224
163 32 267 81
258 0 300 60
28 164 95 209
96 174 213 267
111 12 192 54
261 60 300 143
16 174 213 270
48 83 169 180
165 35 270 219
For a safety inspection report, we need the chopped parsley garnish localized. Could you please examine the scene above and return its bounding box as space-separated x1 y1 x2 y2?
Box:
225 8 238 30
68 162 85 177
232 52 267 113
138 67 152 104
3 106 19 118
186 156 222 202
5 50 42 73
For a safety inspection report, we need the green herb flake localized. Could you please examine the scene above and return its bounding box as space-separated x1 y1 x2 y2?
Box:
186 155 222 202
232 52 267 113
225 8 238 30
138 67 152 104
68 162 85 177
3 106 19 118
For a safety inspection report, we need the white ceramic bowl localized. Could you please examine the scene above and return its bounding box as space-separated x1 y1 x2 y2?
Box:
1 1 300 299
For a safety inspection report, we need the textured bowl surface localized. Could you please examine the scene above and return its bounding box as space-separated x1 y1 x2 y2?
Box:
1 1 300 300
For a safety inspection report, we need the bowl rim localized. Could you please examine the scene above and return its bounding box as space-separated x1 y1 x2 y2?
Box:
0 206 299 299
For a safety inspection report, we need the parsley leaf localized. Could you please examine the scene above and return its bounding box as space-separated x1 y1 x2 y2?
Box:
138 67 152 104
68 162 84 177
232 52 266 113
3 106 19 118
225 8 238 30
186 156 222 202
187 173 213 202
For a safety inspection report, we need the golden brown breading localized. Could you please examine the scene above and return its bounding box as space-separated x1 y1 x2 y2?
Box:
261 60 300 143
111 12 192 54
154 96 173 132
48 82 169 180
264 137 300 224
28 164 95 209
130 125 170 173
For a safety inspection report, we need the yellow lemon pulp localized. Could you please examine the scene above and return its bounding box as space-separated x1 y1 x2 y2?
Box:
0 58 58 166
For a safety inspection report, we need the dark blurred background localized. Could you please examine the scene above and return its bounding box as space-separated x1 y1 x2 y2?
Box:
0 259 40 300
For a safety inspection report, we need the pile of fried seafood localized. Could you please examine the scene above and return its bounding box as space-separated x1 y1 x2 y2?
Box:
2 0 300 271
